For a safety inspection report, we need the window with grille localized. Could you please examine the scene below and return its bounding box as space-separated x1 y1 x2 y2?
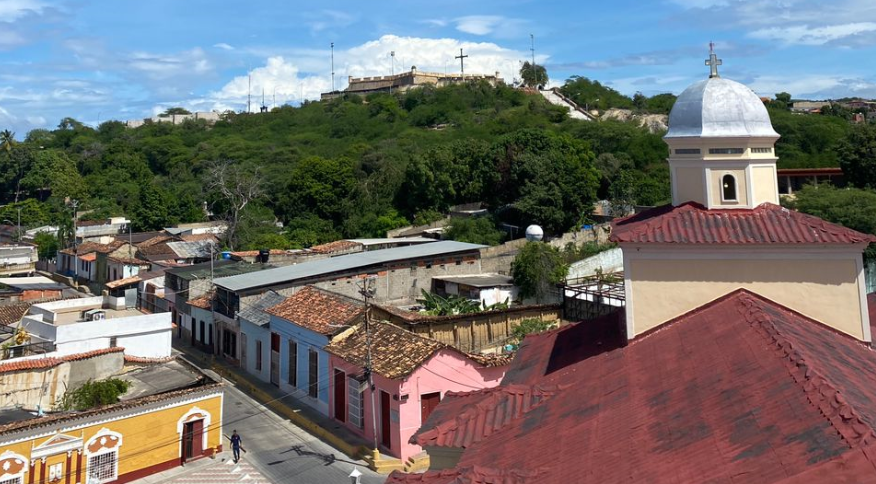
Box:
348 378 365 428
709 148 744 154
308 349 319 398
675 148 701 154
288 341 298 386
0 476 23 484
752 147 772 153
88 451 118 482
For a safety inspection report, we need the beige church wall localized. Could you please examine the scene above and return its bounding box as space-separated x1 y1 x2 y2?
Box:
709 168 748 206
673 167 705 205
752 165 779 205
627 256 865 340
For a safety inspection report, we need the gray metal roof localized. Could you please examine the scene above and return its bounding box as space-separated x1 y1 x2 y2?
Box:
215 240 486 292
432 273 514 288
665 77 779 139
347 237 435 246
167 240 214 259
238 290 286 327
166 260 271 281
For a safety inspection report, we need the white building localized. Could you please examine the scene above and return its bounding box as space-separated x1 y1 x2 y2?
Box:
20 295 172 358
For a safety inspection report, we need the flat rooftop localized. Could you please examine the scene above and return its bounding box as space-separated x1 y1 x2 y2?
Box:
49 306 145 325
121 359 203 400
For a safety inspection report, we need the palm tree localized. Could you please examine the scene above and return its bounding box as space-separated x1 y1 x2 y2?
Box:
0 130 14 154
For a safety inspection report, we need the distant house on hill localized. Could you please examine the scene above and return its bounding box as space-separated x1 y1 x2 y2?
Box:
321 66 503 100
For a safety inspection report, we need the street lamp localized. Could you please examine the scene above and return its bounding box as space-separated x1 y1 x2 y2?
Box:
349 467 362 484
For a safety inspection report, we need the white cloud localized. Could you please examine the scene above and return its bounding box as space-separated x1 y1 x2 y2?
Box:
749 22 876 46
747 74 876 98
454 15 526 38
455 16 503 35
127 48 212 81
213 43 234 51
0 0 45 22
305 9 356 34
162 35 536 115
0 29 25 48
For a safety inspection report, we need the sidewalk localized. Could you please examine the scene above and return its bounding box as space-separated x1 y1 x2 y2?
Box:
133 451 272 484
172 339 376 462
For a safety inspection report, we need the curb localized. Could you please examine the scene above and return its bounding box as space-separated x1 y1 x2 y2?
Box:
178 347 371 464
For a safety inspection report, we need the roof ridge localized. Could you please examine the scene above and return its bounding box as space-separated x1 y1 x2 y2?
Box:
736 292 876 448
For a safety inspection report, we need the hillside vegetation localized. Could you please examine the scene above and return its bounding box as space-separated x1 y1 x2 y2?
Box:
0 79 864 251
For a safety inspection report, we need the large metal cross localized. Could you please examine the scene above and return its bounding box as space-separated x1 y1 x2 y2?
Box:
705 42 722 78
455 48 469 80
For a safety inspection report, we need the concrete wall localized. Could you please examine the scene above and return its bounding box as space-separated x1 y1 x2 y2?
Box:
567 248 624 280
328 349 505 460
0 350 124 410
373 305 562 353
478 225 612 276
239 252 484 309
625 247 869 340
271 315 331 415
22 310 172 358
239 318 271 383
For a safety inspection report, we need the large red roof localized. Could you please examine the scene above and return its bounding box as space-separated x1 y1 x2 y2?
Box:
610 202 876 245
389 290 876 483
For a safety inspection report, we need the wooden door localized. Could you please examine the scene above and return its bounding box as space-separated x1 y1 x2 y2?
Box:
240 333 247 371
420 392 441 423
191 420 204 457
182 422 194 461
334 369 346 422
380 390 392 449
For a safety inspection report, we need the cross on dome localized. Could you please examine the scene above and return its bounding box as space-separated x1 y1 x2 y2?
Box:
705 42 722 78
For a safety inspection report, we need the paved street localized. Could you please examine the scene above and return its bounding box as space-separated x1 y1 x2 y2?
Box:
220 378 387 484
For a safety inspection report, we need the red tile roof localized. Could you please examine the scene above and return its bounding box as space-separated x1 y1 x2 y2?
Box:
266 286 365 336
229 249 288 257
309 240 361 254
386 467 544 484
610 202 876 245
189 292 214 309
0 347 124 374
0 303 30 327
391 290 876 483
413 384 562 449
326 321 445 379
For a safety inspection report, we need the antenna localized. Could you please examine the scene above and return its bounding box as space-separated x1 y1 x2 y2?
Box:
261 88 268 113
247 74 252 113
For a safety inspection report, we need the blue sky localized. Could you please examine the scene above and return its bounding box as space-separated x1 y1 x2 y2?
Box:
1 0 876 135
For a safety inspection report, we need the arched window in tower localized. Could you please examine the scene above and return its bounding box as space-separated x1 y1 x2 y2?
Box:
722 174 738 202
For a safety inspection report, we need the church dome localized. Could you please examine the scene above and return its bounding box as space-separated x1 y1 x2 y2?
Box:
665 77 779 139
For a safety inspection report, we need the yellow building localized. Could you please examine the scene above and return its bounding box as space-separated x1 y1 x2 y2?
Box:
0 351 223 484
611 48 876 341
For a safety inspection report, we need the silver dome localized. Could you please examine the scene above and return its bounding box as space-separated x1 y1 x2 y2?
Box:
665 77 779 139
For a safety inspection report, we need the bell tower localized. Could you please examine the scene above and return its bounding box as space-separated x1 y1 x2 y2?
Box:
664 46 781 209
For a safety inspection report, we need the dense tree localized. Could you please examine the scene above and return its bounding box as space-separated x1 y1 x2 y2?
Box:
444 216 505 246
159 107 192 117
560 76 633 112
33 231 59 260
519 62 548 88
511 242 568 303
837 123 876 188
784 185 876 261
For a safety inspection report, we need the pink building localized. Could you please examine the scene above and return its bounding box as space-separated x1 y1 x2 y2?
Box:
325 321 509 461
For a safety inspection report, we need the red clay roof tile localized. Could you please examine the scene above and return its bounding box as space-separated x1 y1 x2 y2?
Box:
266 286 364 336
0 347 124 374
610 202 876 245
401 290 876 483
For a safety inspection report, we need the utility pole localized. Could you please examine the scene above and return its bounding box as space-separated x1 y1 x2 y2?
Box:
16 207 20 244
331 42 335 94
389 51 395 95
530 33 536 69
71 199 79 283
358 276 380 464
455 48 468 81
247 74 252 114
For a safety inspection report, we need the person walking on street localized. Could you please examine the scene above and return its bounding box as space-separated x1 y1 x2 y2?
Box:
230 430 243 462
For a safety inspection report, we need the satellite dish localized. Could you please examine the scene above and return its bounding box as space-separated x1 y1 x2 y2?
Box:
525 225 544 242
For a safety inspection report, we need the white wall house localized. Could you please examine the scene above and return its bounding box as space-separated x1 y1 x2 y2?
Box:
21 296 172 358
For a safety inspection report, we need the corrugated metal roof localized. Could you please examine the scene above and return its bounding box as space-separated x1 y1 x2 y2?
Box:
166 240 214 259
214 241 485 292
432 274 514 288
610 202 876 245
238 291 286 327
